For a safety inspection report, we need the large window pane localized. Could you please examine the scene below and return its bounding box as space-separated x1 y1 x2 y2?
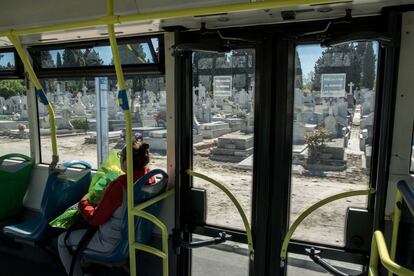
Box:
192 49 255 230
39 75 166 170
0 80 31 157
290 42 379 245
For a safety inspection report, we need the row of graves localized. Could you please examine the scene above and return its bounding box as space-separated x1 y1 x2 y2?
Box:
0 95 30 138
292 76 375 174
35 82 169 153
193 82 254 164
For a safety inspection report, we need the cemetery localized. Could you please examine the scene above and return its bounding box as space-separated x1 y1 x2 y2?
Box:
0 69 376 245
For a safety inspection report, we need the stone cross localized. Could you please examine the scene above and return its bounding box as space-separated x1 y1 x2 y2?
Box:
348 82 354 95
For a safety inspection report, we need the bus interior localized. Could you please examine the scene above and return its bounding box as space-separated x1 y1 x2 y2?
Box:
0 0 413 275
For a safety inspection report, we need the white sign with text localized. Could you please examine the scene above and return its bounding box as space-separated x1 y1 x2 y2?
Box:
214 76 232 97
321 73 346 98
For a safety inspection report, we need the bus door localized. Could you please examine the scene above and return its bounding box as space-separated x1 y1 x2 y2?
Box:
173 31 258 276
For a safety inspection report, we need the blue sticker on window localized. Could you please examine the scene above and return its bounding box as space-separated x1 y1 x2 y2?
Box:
35 89 49 105
117 89 129 111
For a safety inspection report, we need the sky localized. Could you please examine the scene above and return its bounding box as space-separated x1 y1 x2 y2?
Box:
47 38 159 66
297 45 324 79
297 42 380 79
0 52 15 68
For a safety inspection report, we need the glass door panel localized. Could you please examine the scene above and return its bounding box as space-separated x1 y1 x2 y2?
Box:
191 49 255 230
290 42 379 245
189 48 255 276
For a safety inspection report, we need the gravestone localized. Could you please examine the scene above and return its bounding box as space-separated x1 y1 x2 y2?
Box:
58 109 73 130
294 88 304 111
293 122 306 145
210 132 254 163
200 122 231 139
73 92 86 116
21 96 29 119
324 115 337 137
235 89 249 109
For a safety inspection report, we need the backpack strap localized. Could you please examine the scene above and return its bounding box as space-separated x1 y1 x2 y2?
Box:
67 226 98 276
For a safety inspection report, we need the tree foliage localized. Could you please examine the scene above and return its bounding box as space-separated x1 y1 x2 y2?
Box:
0 80 26 99
361 43 376 89
311 42 376 92
56 52 62 67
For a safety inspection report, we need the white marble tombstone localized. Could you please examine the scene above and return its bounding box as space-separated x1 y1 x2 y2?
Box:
294 88 304 111
73 92 86 116
21 96 28 119
324 115 337 137
159 90 167 107
236 89 249 109
59 108 73 129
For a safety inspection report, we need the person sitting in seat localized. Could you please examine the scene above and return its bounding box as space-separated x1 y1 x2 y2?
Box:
58 141 153 276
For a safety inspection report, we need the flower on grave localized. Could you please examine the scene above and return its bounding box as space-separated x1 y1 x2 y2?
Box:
17 123 26 131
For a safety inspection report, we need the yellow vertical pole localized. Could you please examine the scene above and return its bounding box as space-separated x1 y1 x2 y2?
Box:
106 0 136 275
388 190 402 276
8 33 59 168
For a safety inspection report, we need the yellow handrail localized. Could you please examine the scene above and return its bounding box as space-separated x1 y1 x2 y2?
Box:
0 0 349 37
186 169 254 253
280 188 375 265
389 190 403 276
7 33 59 168
105 1 136 276
369 231 414 276
131 188 175 276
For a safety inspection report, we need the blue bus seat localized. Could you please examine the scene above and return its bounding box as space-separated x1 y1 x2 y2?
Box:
3 161 92 241
81 169 168 264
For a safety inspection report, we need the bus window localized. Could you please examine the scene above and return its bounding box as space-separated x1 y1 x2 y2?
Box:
0 79 31 157
38 75 167 170
35 39 159 69
290 42 379 245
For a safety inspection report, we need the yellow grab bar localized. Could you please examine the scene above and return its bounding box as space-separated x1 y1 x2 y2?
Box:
280 188 375 265
131 189 175 276
369 231 414 276
7 33 59 167
186 169 254 253
105 0 135 275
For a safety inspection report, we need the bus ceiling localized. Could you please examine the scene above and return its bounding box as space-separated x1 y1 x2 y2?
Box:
0 0 412 46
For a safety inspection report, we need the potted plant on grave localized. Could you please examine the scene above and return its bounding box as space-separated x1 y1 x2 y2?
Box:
304 127 331 164
16 123 26 133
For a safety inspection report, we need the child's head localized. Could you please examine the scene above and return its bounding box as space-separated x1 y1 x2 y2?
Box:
119 141 150 172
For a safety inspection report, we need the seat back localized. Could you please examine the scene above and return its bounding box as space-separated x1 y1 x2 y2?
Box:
40 161 91 222
83 169 168 263
0 153 33 219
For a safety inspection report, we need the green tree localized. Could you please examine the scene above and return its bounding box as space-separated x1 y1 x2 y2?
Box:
311 43 361 92
118 43 147 64
0 80 26 99
41 51 55 68
295 49 303 89
56 52 62 67
62 49 80 67
79 49 103 66
360 42 376 89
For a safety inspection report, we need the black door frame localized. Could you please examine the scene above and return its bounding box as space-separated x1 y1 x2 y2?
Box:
174 11 401 276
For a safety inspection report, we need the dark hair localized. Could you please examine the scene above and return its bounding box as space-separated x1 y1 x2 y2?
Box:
121 141 150 170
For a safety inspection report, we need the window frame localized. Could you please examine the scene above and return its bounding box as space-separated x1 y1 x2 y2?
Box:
0 48 25 79
28 35 165 78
